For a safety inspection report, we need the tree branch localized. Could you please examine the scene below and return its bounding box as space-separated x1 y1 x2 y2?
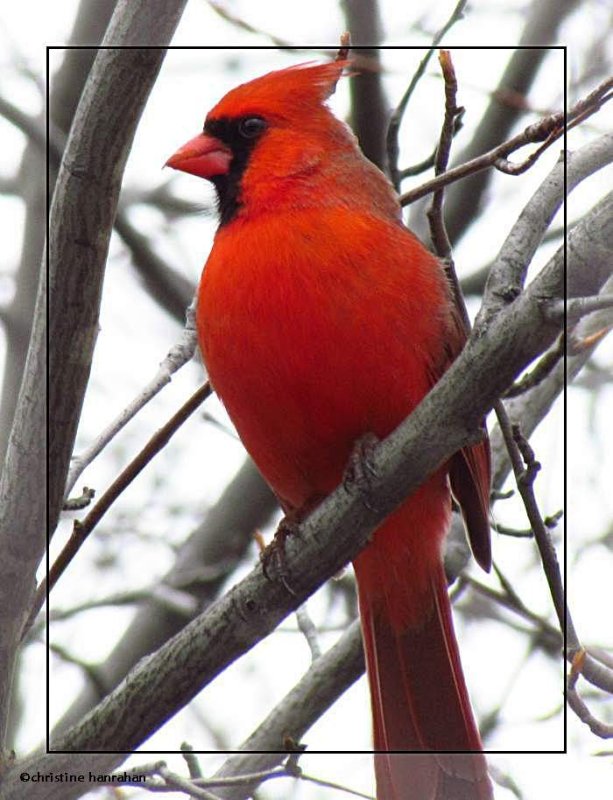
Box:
52 458 276 736
401 80 612 209
209 622 364 800
341 0 387 170
48 20 187 538
386 0 468 189
439 0 581 245
26 383 211 638
476 135 613 333
64 299 199 501
0 261 46 754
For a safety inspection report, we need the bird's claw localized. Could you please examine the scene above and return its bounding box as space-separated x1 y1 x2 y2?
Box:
260 516 302 596
343 432 381 512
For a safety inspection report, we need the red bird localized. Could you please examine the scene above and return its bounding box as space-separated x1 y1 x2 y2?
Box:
167 60 493 800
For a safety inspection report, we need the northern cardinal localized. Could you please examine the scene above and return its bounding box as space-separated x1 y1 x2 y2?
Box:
167 59 493 800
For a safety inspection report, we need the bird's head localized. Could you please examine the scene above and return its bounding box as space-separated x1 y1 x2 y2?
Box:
166 61 360 224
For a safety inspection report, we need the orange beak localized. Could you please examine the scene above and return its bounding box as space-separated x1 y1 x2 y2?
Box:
165 133 232 179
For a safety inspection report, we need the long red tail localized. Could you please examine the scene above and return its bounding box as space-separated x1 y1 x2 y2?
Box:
354 488 493 800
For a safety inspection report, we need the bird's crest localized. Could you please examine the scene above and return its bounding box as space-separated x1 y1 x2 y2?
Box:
206 61 349 125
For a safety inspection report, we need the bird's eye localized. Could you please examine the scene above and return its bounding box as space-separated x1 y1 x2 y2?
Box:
238 116 267 139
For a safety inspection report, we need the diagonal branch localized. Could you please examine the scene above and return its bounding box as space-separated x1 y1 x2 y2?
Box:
25 383 211 638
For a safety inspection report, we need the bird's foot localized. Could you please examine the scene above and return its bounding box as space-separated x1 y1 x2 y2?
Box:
343 432 381 512
260 496 323 595
260 515 302 595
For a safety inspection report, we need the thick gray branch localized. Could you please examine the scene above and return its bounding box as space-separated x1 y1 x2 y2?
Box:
0 0 115 477
102 0 187 46
48 34 184 536
0 0 129 760
0 0 188 779
0 265 46 751
476 132 613 331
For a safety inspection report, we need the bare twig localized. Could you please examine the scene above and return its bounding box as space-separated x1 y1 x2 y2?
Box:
24 382 211 639
492 404 613 736
63 486 96 511
401 77 613 207
205 1 292 47
401 116 561 206
567 684 613 739
181 744 203 780
426 50 472 339
491 521 532 538
568 326 611 353
293 769 373 799
295 604 322 661
495 404 567 633
156 762 220 799
577 650 613 695
386 0 468 189
427 50 464 263
114 754 375 798
464 573 561 651
568 652 613 739
184 764 289 790
493 123 563 175
549 294 613 323
64 298 199 500
504 334 565 398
